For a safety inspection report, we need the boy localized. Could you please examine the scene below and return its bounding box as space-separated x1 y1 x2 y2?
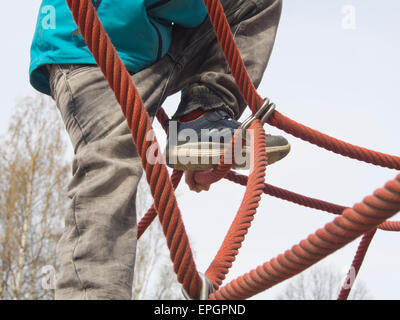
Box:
29 0 288 299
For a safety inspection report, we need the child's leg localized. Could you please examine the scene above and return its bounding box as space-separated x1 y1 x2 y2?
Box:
49 57 175 299
168 0 282 119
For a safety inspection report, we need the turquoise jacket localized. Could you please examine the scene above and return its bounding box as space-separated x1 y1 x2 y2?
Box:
29 0 207 95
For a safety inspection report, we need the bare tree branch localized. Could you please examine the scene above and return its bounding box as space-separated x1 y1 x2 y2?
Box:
276 264 373 300
0 94 68 300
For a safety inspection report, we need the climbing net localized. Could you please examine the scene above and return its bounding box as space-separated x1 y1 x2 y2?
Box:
66 0 400 300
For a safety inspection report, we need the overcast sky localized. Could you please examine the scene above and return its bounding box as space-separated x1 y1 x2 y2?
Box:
1 0 399 299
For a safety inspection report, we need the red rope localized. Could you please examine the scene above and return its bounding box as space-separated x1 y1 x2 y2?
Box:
192 127 245 187
268 111 400 170
205 120 267 289
66 0 202 299
209 175 400 300
337 229 377 300
137 169 183 239
203 0 400 170
377 220 400 231
226 170 347 215
203 0 263 113
203 0 400 299
155 107 170 132
66 0 400 300
225 170 400 231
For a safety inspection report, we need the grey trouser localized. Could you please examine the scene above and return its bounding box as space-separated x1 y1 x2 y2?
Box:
49 0 282 300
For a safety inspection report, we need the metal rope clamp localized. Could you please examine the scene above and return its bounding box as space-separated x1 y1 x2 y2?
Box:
181 273 214 300
240 98 276 131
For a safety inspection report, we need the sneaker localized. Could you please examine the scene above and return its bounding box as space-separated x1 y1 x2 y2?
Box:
165 109 290 171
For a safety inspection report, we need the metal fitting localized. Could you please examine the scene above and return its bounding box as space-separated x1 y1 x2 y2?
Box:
240 98 276 131
181 272 214 300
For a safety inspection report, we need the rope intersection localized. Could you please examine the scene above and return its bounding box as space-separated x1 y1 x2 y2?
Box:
66 0 400 300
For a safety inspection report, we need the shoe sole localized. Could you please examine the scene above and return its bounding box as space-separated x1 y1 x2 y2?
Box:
165 142 290 171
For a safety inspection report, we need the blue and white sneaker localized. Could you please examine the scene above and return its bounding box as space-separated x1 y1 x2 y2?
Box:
165 109 290 171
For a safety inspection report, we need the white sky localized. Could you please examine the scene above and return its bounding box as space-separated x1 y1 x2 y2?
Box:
1 0 399 299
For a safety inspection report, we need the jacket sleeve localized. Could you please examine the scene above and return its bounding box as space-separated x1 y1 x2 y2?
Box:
145 0 207 28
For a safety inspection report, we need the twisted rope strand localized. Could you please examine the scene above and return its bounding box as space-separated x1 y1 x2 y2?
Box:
337 229 377 300
210 175 400 300
67 0 201 299
203 0 400 170
137 170 183 239
205 120 267 289
225 171 400 231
